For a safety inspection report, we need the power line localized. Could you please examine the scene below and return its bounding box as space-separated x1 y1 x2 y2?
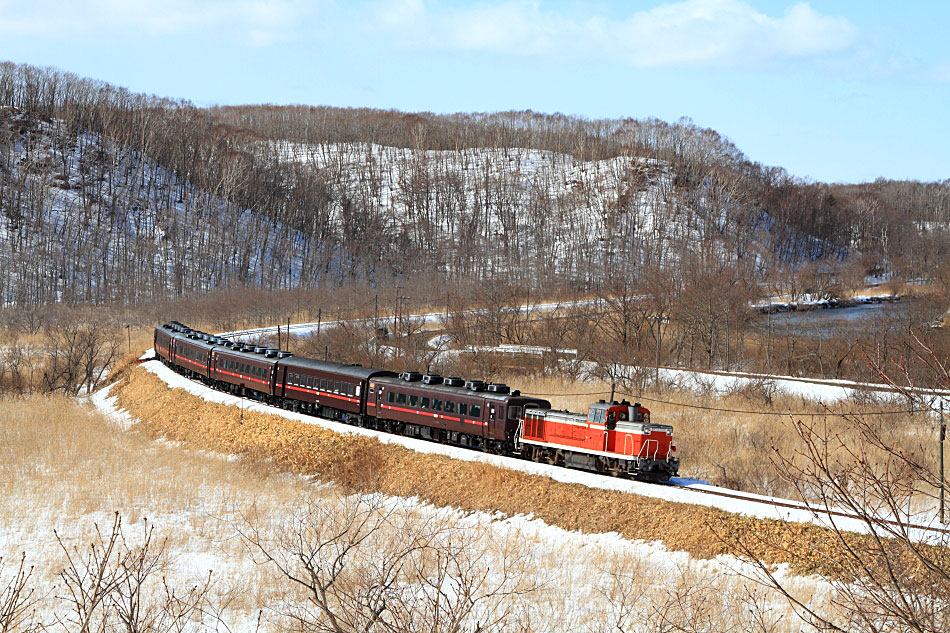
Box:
520 389 927 417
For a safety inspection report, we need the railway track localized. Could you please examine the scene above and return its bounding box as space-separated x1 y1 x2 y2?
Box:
668 479 950 536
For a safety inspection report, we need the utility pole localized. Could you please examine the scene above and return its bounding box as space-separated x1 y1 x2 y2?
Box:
941 400 946 524
393 284 401 333
648 314 669 394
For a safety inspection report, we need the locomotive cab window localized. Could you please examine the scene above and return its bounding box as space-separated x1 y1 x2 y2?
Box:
508 406 522 420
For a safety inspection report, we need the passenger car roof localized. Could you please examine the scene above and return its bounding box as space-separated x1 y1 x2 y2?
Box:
371 376 546 403
278 356 397 381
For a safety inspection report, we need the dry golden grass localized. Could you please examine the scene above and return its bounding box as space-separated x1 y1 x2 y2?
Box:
114 366 901 578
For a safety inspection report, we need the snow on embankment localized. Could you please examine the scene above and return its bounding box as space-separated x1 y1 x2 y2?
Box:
131 355 944 539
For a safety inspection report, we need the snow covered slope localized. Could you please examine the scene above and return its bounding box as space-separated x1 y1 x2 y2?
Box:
0 108 305 303
270 140 827 280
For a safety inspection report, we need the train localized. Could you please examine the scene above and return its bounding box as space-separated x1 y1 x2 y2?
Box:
154 321 679 482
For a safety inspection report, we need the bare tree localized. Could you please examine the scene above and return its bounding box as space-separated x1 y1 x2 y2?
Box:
55 514 221 633
42 319 119 396
0 554 44 633
727 333 950 633
238 493 533 633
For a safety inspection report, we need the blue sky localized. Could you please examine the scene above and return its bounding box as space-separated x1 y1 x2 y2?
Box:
1 0 948 183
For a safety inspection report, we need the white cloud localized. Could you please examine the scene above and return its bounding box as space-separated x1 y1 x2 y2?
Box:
0 0 319 47
372 0 856 68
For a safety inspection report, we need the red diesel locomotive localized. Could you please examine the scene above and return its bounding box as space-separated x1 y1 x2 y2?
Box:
154 322 680 482
521 400 677 480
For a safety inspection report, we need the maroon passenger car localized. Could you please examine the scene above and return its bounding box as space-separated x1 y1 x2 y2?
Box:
277 357 396 421
368 373 550 452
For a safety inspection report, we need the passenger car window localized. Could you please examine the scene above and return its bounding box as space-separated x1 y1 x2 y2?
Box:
387 391 394 403
432 399 443 411
421 397 430 409
396 392 406 404
409 394 418 407
458 403 468 416
470 405 481 417
444 401 455 414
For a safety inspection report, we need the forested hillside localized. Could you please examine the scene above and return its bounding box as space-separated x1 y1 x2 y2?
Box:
2 62 947 306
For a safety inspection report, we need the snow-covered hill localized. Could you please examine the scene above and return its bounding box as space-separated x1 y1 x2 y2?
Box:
0 108 305 303
269 139 842 283
0 106 844 304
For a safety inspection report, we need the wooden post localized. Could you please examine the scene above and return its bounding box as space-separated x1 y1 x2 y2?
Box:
941 400 946 524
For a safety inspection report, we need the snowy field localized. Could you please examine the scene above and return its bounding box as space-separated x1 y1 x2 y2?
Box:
77 381 830 632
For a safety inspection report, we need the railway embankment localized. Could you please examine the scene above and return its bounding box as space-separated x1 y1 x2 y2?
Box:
114 363 920 578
